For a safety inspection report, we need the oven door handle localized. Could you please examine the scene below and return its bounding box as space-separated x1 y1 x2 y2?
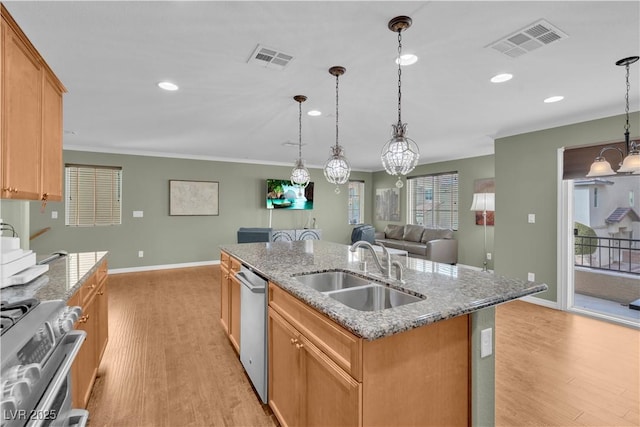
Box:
27 330 87 427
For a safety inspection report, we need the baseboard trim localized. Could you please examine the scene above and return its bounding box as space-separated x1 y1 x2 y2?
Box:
109 260 220 275
519 294 560 309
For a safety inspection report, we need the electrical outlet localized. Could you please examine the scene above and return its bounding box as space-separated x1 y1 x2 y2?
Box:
481 328 493 358
486 252 492 260
528 272 535 281
133 211 144 218
138 250 144 258
51 211 58 219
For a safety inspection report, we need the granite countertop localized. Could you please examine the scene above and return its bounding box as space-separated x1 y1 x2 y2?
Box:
1 251 108 304
220 240 547 340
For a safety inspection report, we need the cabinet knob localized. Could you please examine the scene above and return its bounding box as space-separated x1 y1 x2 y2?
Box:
78 315 89 323
2 187 18 193
290 338 298 345
295 343 304 350
98 291 104 296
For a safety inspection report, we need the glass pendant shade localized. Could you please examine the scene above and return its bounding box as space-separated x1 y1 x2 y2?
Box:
291 158 310 187
381 123 419 188
617 149 640 173
324 145 350 188
586 157 616 177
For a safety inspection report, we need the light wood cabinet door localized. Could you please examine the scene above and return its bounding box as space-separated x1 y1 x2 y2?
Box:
229 272 241 353
95 276 109 364
220 263 230 334
268 309 301 427
1 16 42 200
72 293 97 408
299 333 362 427
40 71 64 201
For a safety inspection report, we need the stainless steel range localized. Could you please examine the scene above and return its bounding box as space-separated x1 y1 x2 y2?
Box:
1 298 88 427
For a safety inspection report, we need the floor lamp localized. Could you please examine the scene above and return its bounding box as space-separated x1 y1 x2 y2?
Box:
470 193 495 272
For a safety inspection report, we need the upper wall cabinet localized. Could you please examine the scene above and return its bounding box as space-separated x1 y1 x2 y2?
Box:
1 4 66 202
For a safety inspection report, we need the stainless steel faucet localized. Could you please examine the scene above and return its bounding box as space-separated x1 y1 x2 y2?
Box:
350 240 391 279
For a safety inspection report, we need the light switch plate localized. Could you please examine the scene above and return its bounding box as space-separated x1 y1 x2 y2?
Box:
528 213 535 223
133 211 144 218
528 272 535 281
51 211 58 219
138 250 144 258
481 328 492 358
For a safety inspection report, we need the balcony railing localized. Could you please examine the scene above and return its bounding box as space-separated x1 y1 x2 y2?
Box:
575 234 640 275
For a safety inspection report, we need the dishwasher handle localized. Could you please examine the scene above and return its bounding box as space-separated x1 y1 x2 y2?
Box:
236 271 266 294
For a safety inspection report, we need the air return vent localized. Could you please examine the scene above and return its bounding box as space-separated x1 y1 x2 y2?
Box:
247 44 294 70
486 19 568 58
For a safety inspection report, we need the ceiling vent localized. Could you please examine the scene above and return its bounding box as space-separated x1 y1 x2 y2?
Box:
247 44 294 70
486 19 568 58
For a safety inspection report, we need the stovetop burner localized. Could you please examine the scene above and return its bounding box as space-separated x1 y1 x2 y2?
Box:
0 298 39 336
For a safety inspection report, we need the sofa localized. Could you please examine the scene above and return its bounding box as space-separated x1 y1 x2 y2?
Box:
374 224 458 264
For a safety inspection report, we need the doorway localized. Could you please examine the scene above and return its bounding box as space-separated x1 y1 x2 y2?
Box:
561 175 640 327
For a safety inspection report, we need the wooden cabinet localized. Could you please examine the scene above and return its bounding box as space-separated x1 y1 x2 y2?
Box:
1 5 65 201
219 252 230 334
219 251 241 353
70 259 109 408
269 309 361 427
268 283 470 427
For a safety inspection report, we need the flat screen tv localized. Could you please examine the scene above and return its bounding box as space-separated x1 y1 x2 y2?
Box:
266 179 314 210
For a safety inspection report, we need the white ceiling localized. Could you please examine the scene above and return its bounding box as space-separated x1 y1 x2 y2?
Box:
5 1 640 172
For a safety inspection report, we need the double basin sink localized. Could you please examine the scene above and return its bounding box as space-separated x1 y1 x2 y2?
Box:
294 270 425 311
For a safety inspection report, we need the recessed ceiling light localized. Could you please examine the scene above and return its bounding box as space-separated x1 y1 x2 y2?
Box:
395 54 418 66
490 73 513 83
544 95 564 103
157 81 179 91
307 110 322 117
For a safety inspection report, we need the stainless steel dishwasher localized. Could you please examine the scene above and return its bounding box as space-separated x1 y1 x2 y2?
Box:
236 265 268 404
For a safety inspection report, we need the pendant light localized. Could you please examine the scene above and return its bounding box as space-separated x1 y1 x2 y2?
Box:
586 56 640 177
381 16 420 189
290 95 311 191
323 66 351 194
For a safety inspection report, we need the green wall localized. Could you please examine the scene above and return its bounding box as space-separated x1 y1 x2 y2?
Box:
28 150 374 269
494 112 639 302
372 155 495 269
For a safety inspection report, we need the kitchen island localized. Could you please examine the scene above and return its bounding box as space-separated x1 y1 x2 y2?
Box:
220 240 547 427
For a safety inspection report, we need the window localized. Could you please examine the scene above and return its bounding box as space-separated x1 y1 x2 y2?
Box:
65 164 122 226
407 172 458 230
348 181 365 225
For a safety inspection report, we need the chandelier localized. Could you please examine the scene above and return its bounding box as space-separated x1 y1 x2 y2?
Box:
290 95 311 190
381 16 420 189
323 66 351 194
586 56 640 177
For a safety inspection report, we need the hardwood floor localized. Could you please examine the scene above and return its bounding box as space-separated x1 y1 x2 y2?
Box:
496 300 639 427
86 266 277 427
86 266 639 427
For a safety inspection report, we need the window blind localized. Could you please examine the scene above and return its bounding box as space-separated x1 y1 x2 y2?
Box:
407 172 459 230
65 165 122 226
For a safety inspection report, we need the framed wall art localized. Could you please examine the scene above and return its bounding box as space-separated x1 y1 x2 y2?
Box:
169 180 219 216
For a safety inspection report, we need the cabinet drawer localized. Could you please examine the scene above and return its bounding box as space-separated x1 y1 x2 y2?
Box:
230 257 241 273
221 251 230 269
269 283 362 381
96 260 108 285
79 273 98 307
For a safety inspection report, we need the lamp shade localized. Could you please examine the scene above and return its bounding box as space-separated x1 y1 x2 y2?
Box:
617 151 640 173
470 193 495 211
586 157 616 177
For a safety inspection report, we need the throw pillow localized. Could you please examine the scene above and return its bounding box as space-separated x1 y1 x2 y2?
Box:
384 224 405 240
403 224 425 242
